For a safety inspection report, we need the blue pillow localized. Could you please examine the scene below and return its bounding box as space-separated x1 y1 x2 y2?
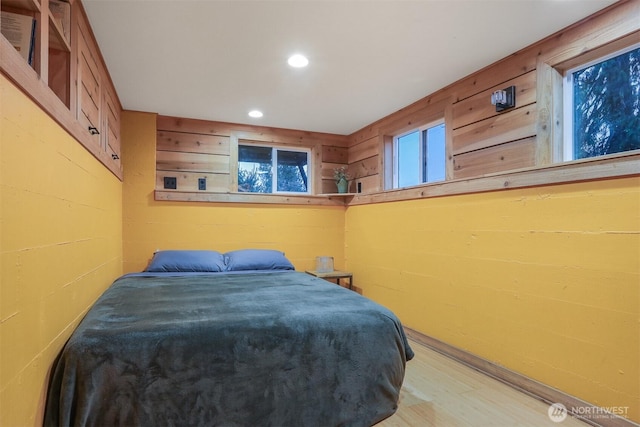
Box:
224 249 295 271
146 250 226 272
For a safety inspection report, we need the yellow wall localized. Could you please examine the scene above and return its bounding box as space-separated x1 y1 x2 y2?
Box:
121 111 345 274
345 178 640 421
0 76 123 426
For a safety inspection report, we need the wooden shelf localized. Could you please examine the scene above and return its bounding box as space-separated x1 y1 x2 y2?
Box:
155 190 351 206
2 0 39 12
48 11 70 52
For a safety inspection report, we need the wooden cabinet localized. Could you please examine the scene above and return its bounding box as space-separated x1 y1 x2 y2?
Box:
0 0 122 179
76 12 101 143
102 83 121 167
75 2 122 166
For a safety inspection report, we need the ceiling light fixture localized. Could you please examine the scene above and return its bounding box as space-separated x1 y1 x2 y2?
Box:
248 110 263 118
287 54 309 68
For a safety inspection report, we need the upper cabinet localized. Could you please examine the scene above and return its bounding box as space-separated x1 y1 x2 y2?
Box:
102 83 121 167
0 0 122 179
76 12 101 142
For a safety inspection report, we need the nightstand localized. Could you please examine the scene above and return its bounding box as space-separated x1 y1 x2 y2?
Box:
305 270 353 290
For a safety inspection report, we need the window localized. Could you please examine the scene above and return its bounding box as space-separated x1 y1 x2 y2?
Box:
392 121 445 188
238 145 310 194
563 44 640 161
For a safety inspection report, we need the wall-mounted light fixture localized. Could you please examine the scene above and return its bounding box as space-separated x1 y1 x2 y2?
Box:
490 85 516 112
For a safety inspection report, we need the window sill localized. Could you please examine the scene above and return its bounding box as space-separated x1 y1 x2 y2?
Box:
154 191 351 206
322 193 358 197
349 152 640 206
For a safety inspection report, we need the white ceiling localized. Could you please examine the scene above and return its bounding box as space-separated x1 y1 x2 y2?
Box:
83 0 618 135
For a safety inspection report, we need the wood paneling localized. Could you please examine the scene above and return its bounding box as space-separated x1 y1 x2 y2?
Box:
453 137 536 179
157 115 349 147
451 71 536 130
322 145 348 163
155 172 230 193
348 154 640 206
156 115 350 198
379 97 451 137
322 179 341 194
451 106 537 156
450 51 537 104
348 136 379 164
350 92 453 147
322 162 344 180
157 131 230 155
448 72 537 177
156 151 230 174
538 3 640 68
345 2 639 194
354 174 381 194
350 155 379 179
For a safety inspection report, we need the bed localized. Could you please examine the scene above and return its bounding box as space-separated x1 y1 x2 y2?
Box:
44 249 413 427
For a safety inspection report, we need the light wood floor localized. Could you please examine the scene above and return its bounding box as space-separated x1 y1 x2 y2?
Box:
377 339 588 427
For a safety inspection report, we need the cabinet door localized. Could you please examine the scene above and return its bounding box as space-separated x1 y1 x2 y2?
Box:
76 18 101 145
103 85 121 167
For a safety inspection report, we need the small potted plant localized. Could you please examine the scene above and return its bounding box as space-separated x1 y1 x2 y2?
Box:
333 166 350 193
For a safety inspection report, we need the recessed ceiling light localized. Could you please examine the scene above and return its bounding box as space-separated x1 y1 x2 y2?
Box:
248 110 263 118
287 54 309 68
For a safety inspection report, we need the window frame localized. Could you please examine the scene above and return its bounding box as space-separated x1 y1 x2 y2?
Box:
237 142 312 195
561 42 640 162
391 119 446 189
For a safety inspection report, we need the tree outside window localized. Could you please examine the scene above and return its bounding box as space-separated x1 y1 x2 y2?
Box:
238 145 309 194
567 45 640 160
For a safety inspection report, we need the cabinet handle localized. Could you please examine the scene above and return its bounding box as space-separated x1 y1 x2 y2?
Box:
112 154 120 160
88 126 100 135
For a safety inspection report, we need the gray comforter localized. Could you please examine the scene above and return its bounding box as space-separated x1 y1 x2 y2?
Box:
44 271 413 426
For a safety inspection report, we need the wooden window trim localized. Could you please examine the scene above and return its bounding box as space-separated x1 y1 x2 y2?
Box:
390 119 446 189
554 37 640 163
237 140 313 195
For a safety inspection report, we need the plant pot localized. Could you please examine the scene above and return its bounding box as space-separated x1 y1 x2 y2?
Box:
336 177 348 193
